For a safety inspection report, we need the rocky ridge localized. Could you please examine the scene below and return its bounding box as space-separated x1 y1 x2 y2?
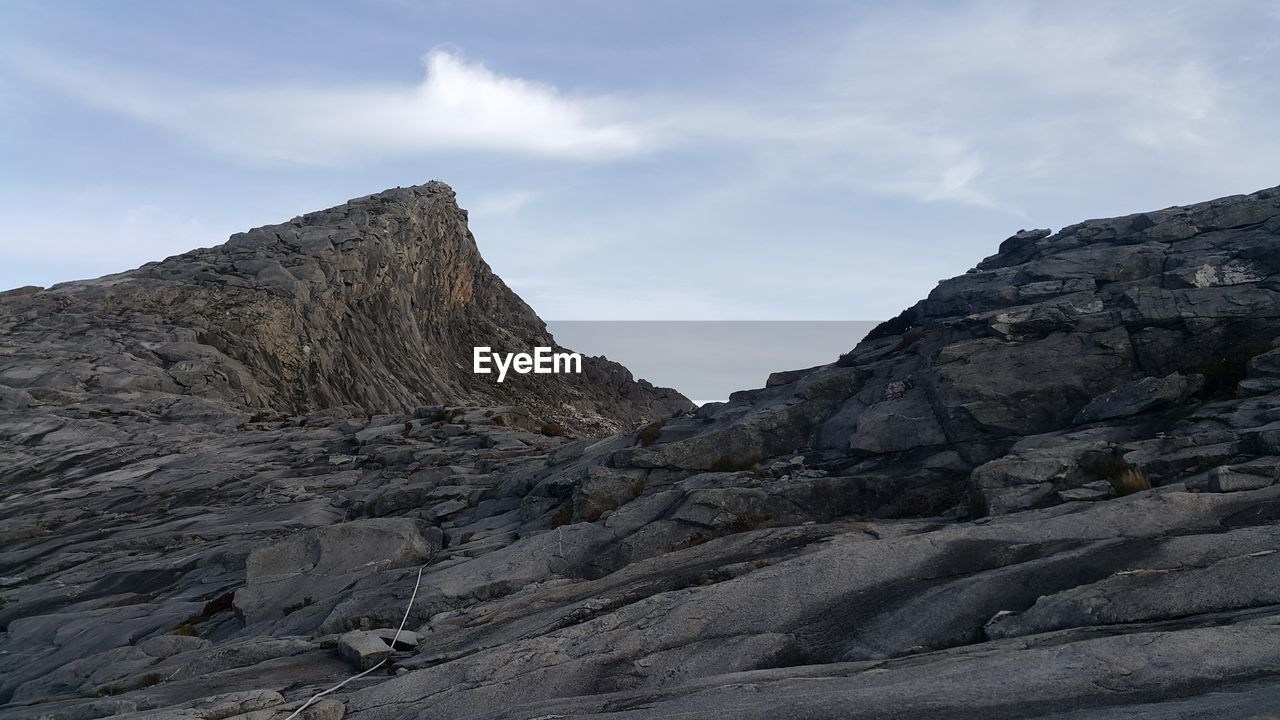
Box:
3 184 1280 719
0 182 692 435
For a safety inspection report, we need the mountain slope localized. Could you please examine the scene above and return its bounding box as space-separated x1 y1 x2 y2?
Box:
0 182 692 434
620 184 1280 516
3 183 1280 720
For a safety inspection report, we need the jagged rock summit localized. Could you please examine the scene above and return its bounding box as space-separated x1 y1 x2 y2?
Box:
623 183 1280 516
0 182 692 434
4 183 1280 720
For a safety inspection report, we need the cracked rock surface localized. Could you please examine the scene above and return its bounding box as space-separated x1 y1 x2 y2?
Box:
4 183 1280 719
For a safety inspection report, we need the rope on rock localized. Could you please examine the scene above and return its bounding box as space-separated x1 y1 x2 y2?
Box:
283 564 426 720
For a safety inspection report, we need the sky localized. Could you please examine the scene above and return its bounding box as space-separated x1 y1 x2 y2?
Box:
2 0 1279 321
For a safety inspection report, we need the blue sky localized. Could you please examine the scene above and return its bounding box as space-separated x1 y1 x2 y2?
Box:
3 1 1279 320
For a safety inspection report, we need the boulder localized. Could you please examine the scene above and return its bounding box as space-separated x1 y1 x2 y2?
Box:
1207 460 1280 492
1074 372 1202 424
337 630 394 671
369 628 423 651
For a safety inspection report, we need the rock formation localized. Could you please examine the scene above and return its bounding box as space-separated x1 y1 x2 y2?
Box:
0 182 693 435
3 183 1280 719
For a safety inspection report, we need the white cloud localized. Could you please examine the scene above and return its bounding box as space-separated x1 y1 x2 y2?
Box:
796 2 1236 205
4 48 647 164
633 2 1267 211
4 1 1278 319
9 4 1260 211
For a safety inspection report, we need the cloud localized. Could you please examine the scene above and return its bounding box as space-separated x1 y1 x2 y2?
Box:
634 1 1268 211
4 48 647 164
793 2 1238 206
4 0 1278 320
9 3 1261 211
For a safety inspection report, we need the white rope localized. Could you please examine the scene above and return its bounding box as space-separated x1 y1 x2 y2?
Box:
283 564 426 720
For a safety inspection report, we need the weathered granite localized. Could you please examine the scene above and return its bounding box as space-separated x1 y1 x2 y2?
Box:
5 183 1280 720
0 183 693 436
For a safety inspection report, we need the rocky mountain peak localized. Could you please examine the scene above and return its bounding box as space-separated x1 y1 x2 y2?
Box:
0 182 692 434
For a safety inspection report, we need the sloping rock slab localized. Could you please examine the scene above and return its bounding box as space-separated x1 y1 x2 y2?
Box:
234 519 440 624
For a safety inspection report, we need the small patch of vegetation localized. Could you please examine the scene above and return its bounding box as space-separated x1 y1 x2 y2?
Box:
708 452 765 474
1110 468 1152 496
661 532 713 554
94 685 125 698
1087 450 1134 479
170 624 200 638
580 502 608 522
628 477 647 499
140 673 165 688
540 422 568 437
659 515 782 555
899 326 927 349
458 531 475 545
723 514 781 533
1085 451 1152 496
282 596 315 616
550 504 575 528
637 421 666 447
864 307 920 342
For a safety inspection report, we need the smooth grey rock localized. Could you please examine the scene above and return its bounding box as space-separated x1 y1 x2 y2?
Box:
129 689 285 719
1208 462 1280 492
368 628 423 651
986 540 1280 640
161 637 318 679
301 699 347 720
1058 481 1113 502
235 519 440 624
1073 372 1202 424
139 634 211 659
337 631 393 671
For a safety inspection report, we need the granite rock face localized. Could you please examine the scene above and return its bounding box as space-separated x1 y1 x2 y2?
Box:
628 184 1280 517
0 182 693 435
4 184 1280 719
